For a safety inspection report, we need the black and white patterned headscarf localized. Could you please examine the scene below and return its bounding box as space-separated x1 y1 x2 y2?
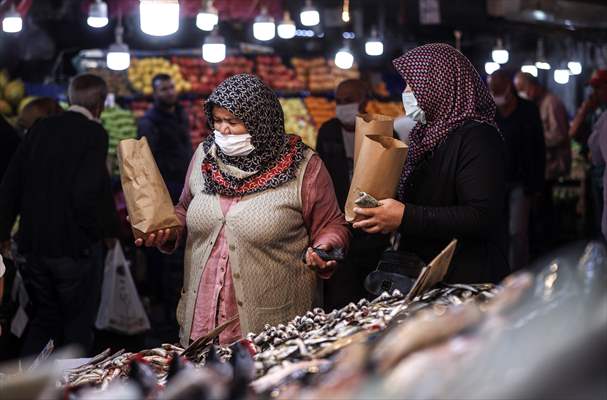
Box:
201 74 307 196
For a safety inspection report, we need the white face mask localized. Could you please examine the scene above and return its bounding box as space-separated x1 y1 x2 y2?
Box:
492 94 507 106
335 102 359 128
402 91 426 124
518 91 529 100
213 129 255 157
393 115 416 144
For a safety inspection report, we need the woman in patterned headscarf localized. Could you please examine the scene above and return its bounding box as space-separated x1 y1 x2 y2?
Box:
137 74 349 346
353 43 510 284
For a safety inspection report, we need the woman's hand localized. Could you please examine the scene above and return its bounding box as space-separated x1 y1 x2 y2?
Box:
305 244 337 275
352 199 405 234
127 215 176 248
135 229 174 248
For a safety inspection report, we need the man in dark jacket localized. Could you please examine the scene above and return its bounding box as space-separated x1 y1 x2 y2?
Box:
0 114 20 180
316 79 390 309
489 70 545 271
138 74 192 203
0 74 119 357
137 74 191 340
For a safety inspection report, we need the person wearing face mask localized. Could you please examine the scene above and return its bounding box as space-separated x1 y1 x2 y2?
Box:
137 74 192 339
135 74 350 346
352 43 509 284
488 70 545 271
315 79 391 310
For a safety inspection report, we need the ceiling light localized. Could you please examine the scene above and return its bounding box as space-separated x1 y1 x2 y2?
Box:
535 61 551 70
567 61 582 75
196 0 218 31
277 11 296 39
253 6 275 41
88 0 109 28
521 64 538 77
554 68 570 85
140 0 180 37
300 0 320 27
341 0 350 23
335 44 354 69
202 30 226 63
365 28 383 56
106 23 130 71
491 38 509 64
485 62 500 75
2 5 22 33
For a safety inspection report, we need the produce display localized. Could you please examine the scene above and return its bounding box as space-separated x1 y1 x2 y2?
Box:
128 58 190 96
172 56 254 96
304 96 335 130
292 57 360 93
367 100 405 117
180 98 209 150
0 69 27 125
88 68 134 98
100 106 138 175
257 56 304 92
279 98 317 149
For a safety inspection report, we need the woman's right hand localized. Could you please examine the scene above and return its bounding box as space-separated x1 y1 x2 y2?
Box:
135 229 173 248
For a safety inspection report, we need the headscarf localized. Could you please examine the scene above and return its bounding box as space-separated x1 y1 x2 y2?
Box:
201 74 307 196
392 43 498 199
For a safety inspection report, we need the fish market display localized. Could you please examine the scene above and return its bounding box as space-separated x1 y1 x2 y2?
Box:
3 242 604 400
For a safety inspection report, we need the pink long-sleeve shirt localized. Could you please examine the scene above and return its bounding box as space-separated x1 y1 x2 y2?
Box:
168 153 349 344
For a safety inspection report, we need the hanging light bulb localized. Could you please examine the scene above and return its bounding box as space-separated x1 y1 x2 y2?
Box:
341 0 350 23
140 0 180 37
277 11 296 39
491 38 509 64
335 42 354 69
253 6 275 41
2 4 22 33
485 62 500 75
567 61 582 75
534 38 551 70
365 27 383 56
300 0 320 27
554 68 570 85
196 0 218 31
521 63 539 77
87 0 109 28
106 20 130 71
202 30 226 63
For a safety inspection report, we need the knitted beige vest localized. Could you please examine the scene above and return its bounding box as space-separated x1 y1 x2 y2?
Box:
176 145 316 346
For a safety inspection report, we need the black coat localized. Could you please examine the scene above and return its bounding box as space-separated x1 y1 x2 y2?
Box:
137 104 192 201
0 111 119 258
316 118 391 308
0 115 20 181
399 121 510 284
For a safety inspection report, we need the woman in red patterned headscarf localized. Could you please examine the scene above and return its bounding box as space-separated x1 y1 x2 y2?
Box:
353 43 510 284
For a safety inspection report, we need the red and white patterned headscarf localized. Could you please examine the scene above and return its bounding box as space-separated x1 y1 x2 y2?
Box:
392 43 498 199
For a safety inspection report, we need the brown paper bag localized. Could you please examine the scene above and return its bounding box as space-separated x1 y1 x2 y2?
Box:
345 135 408 222
354 113 394 166
117 137 181 240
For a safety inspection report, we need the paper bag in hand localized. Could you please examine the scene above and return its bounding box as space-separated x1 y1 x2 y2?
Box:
354 113 394 165
345 135 408 222
117 137 181 240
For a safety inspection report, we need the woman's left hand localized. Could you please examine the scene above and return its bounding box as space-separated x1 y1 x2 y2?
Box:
352 199 405 234
305 244 337 275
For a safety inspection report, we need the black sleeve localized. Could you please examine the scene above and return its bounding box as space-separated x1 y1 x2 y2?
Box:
137 117 160 154
0 139 26 241
315 124 329 162
528 104 546 195
400 126 505 239
71 127 117 239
